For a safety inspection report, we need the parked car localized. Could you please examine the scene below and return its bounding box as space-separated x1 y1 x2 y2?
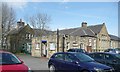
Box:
116 48 120 52
67 48 87 54
104 48 120 54
88 52 120 72
0 50 31 72
48 52 114 72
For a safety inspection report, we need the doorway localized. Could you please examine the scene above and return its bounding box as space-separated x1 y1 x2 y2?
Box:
41 40 47 57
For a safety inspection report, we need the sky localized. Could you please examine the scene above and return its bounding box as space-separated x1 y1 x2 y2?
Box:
2 0 119 36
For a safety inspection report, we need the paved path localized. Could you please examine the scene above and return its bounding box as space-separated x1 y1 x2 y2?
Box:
17 54 49 71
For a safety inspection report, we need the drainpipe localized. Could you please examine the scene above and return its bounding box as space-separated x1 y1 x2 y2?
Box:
62 35 65 52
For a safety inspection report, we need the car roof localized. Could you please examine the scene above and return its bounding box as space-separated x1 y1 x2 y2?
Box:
54 52 82 54
106 48 118 50
89 52 118 55
0 50 12 54
53 52 84 55
69 48 83 49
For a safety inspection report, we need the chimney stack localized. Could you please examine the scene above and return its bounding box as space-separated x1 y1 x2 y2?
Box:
17 19 25 29
81 22 87 28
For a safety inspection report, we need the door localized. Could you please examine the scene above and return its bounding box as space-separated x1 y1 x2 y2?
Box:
63 54 79 71
41 40 47 57
53 53 65 70
93 53 105 64
104 54 116 68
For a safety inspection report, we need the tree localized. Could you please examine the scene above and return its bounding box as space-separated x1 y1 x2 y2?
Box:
1 3 16 49
29 12 51 56
0 3 2 49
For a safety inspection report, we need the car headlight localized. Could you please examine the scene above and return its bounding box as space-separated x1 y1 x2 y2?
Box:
28 68 32 72
94 68 103 72
110 68 115 71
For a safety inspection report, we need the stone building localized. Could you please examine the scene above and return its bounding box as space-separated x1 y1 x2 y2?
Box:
5 19 34 53
109 34 120 48
31 22 120 58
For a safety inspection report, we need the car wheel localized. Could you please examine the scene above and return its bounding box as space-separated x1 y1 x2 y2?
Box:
49 65 56 72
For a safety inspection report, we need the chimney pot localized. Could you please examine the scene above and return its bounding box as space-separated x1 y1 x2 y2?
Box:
81 22 87 27
16 19 25 29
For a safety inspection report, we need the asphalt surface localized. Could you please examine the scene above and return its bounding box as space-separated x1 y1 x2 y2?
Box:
17 54 49 71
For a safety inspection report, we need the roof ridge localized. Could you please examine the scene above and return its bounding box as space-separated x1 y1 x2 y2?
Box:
60 27 80 31
88 24 103 27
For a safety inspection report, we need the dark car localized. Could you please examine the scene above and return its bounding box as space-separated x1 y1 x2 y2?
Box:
67 48 87 54
88 52 120 72
48 52 114 72
104 48 120 54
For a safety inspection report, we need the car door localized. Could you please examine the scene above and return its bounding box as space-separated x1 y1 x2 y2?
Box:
63 53 79 71
53 53 66 70
104 54 116 68
91 53 105 64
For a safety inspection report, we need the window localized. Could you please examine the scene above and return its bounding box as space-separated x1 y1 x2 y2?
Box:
1 53 21 65
105 54 113 60
89 38 92 42
88 38 92 46
26 34 28 39
75 53 94 62
94 54 104 59
93 39 96 49
29 34 31 39
36 43 40 49
65 54 76 62
54 54 63 60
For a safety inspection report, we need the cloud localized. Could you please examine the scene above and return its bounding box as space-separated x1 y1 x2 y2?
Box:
8 2 27 9
65 6 69 9
0 0 28 12
62 0 70 2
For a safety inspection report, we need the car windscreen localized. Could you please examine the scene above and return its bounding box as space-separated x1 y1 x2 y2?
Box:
68 49 85 53
0 53 22 65
115 54 120 59
74 53 94 62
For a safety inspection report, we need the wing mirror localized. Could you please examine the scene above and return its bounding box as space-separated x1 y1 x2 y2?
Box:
113 60 117 63
21 61 24 63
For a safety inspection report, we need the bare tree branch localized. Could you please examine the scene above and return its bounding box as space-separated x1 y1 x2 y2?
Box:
2 3 16 33
1 2 16 48
29 12 51 34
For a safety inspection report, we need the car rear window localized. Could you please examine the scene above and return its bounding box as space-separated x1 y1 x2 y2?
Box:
0 53 21 65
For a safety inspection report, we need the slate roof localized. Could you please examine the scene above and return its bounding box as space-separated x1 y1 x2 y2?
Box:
59 24 104 37
58 28 78 35
7 24 30 35
88 24 103 34
70 28 95 37
34 29 54 37
109 34 120 41
8 27 25 35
